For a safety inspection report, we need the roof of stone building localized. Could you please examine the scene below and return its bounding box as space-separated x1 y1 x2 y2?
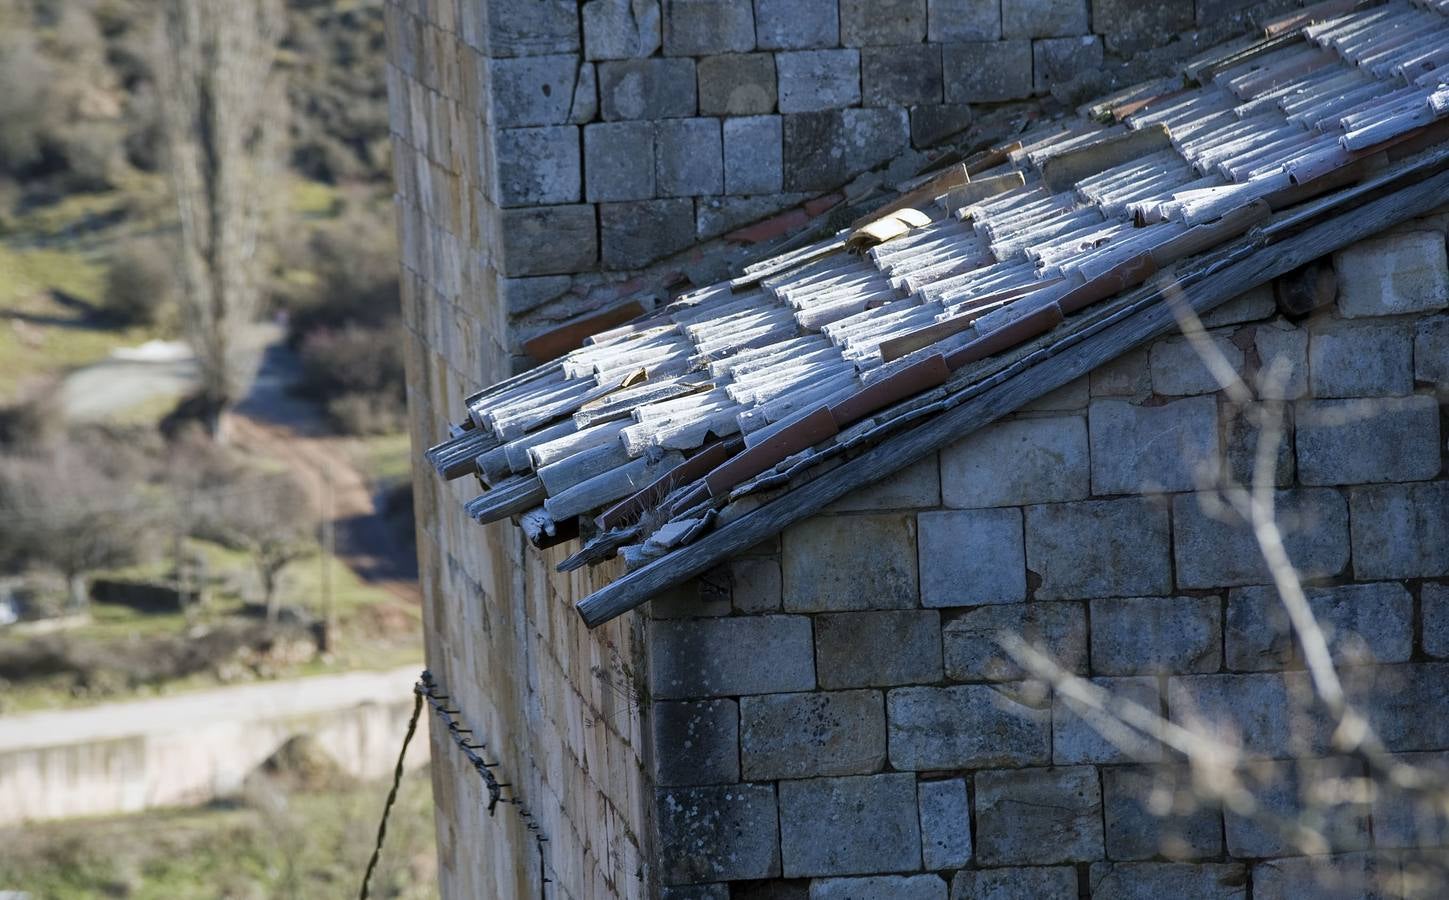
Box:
427 0 1449 627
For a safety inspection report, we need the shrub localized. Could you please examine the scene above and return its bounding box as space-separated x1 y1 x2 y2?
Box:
286 207 400 334
297 321 407 435
103 240 178 326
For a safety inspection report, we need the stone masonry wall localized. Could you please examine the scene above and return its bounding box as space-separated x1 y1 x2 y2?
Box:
645 219 1449 898
385 0 1284 366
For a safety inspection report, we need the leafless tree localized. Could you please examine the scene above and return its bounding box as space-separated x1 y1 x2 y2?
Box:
196 473 316 625
156 0 286 439
1000 283 1449 896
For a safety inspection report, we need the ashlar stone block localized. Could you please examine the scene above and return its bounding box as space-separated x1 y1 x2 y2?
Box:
779 773 922 877
1172 489 1349 589
910 103 974 147
975 766 1104 865
723 115 784 195
812 876 948 900
1167 672 1320 758
840 0 928 45
1054 676 1162 764
1201 284 1275 328
1103 765 1224 860
1349 481 1449 579
1334 231 1449 318
1296 396 1441 486
927 0 1001 41
656 117 723 197
585 120 655 201
777 49 862 113
1253 320 1309 400
842 107 910 172
943 601 1087 682
582 0 662 60
783 514 918 612
654 699 740 786
698 53 777 115
741 690 886 780
1423 583 1449 659
496 205 597 276
1088 396 1220 496
1025 497 1173 600
816 610 943 688
941 416 1089 508
918 778 972 870
756 0 839 50
918 508 1026 607
1003 0 1088 37
1088 862 1247 900
1224 757 1370 857
826 453 940 512
1090 596 1222 675
887 684 1052 770
862 45 944 107
1308 319 1415 398
650 614 815 699
1033 35 1103 95
1416 313 1449 392
950 867 1077 899
662 0 755 56
1149 333 1244 396
730 556 782 613
598 57 697 120
493 126 582 206
1225 582 1413 672
943 41 1033 103
1253 853 1400 900
783 110 848 191
1346 662 1449 752
481 0 579 57
658 783 780 883
489 55 590 127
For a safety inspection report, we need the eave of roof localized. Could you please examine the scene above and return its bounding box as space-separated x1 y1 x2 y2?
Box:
426 0 1449 628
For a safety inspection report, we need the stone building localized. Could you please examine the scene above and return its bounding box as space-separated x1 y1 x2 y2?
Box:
386 0 1449 897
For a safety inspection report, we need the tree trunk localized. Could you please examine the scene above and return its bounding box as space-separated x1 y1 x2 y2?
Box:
66 573 88 613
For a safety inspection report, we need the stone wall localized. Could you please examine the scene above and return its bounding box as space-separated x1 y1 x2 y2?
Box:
644 220 1449 898
384 0 1280 366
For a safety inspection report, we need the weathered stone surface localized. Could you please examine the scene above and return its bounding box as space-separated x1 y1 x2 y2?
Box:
585 120 655 201
1253 320 1309 400
1172 489 1349 589
1371 750 1449 847
1334 231 1449 318
943 602 1087 682
1054 676 1162 764
1149 334 1243 396
1167 672 1319 757
649 576 732 619
1308 320 1415 398
498 274 573 317
650 614 815 699
1222 403 1295 489
583 0 662 60
598 58 697 120
910 104 975 147
826 454 940 512
887 684 1052 770
1225 757 1370 857
731 556 782 613
493 126 582 206
662 0 755 55
1346 662 1449 752
817 610 943 688
1033 35 1103 95
1296 396 1441 486
697 193 802 239
919 508 1026 607
656 117 723 197
918 778 972 870
927 0 1001 41
812 876 947 900
662 885 729 900
1091 596 1221 676
721 115 785 195
1226 582 1413 671
756 0 839 49
1253 853 1400 900
842 107 911 172
1103 765 1224 860
1089 862 1247 900
1025 498 1173 600
941 416 1089 508
950 867 1077 899
783 110 848 191
599 198 696 268
1201 285 1275 328
862 45 943 107
1021 376 1089 412
1091 346 1151 397
698 53 777 115
777 50 862 113
943 41 1033 103
741 690 886 780
497 205 597 276
1350 482 1449 579
975 767 1104 865
490 55 589 127
1088 397 1220 495
782 514 918 612
655 699 740 786
1423 583 1449 659
840 0 928 45
658 783 780 883
779 773 921 877
1416 314 1449 392
481 0 579 57
1003 0 1088 37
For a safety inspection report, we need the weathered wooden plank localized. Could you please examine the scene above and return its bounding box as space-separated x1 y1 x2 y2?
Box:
576 163 1449 627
